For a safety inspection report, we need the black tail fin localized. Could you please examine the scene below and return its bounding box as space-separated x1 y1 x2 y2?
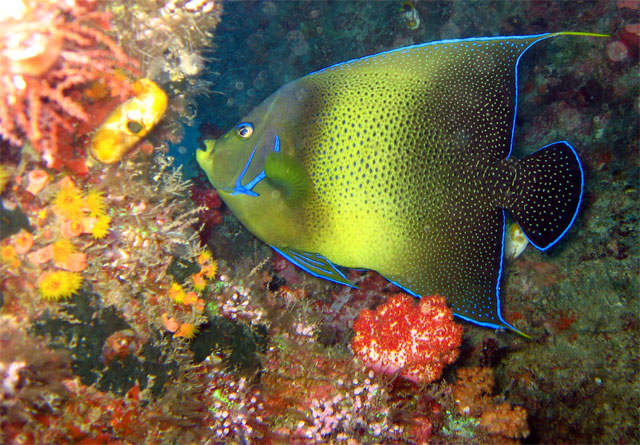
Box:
506 141 584 251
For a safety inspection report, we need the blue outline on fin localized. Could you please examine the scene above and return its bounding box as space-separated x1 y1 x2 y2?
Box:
308 33 554 76
382 211 525 335
520 140 584 251
231 135 281 197
507 34 557 158
271 246 357 288
308 32 560 161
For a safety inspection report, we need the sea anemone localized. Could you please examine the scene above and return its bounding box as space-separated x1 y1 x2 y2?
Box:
54 182 85 221
0 244 19 267
28 245 53 265
61 219 84 238
25 169 49 195
197 249 212 264
173 323 199 340
12 230 34 254
38 270 83 301
202 259 218 280
192 271 206 291
169 282 186 304
90 215 111 239
85 189 106 218
58 252 87 272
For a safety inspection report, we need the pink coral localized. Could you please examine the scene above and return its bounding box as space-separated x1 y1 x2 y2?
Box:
0 0 139 173
351 293 463 384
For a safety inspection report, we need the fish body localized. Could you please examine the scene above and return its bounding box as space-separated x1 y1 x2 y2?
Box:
197 32 605 332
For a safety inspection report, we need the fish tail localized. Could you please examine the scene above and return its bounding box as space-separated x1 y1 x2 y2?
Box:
505 141 584 251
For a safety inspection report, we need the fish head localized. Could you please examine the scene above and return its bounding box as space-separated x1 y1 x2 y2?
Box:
196 82 313 246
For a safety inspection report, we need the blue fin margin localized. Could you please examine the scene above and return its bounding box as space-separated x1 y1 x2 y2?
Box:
271 246 357 288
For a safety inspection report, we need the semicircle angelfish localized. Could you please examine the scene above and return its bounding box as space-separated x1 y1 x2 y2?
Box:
196 32 607 336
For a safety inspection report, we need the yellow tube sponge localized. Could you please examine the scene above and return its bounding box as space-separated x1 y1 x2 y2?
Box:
90 78 168 164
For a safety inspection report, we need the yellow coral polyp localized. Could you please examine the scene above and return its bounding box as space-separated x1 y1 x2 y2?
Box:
89 78 168 164
169 282 186 304
38 270 83 301
203 259 218 280
192 272 206 291
173 323 199 340
197 249 212 265
85 189 107 218
54 183 85 221
52 239 76 264
91 215 111 239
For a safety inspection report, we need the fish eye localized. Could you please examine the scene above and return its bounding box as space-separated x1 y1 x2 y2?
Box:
235 122 254 140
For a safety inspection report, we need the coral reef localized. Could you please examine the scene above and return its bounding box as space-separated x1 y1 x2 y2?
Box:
0 0 139 173
0 316 73 442
0 0 636 443
105 0 221 84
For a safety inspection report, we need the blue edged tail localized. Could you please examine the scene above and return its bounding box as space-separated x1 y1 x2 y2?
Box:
506 141 584 251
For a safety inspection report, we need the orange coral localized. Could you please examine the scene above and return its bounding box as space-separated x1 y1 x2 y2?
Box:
192 271 206 291
182 291 198 306
168 282 185 303
38 270 83 300
12 230 34 254
161 313 178 333
479 403 529 440
0 0 139 172
453 366 494 416
28 244 53 265
53 181 84 221
197 249 212 264
52 238 76 264
90 215 111 239
61 219 85 238
57 252 87 272
0 244 20 268
25 169 49 195
454 366 530 441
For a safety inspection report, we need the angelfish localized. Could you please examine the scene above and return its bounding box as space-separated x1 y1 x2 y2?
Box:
197 32 606 334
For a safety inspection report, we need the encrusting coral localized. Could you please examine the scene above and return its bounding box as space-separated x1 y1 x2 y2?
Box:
454 366 530 441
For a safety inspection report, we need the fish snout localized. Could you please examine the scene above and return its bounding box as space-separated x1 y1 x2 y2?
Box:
196 139 217 184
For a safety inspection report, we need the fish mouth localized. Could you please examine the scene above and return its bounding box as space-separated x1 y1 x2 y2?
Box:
230 134 281 197
196 139 217 186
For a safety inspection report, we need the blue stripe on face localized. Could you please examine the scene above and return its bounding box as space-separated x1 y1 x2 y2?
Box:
231 135 281 196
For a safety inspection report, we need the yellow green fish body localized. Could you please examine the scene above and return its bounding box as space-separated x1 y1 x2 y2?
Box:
197 32 605 332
